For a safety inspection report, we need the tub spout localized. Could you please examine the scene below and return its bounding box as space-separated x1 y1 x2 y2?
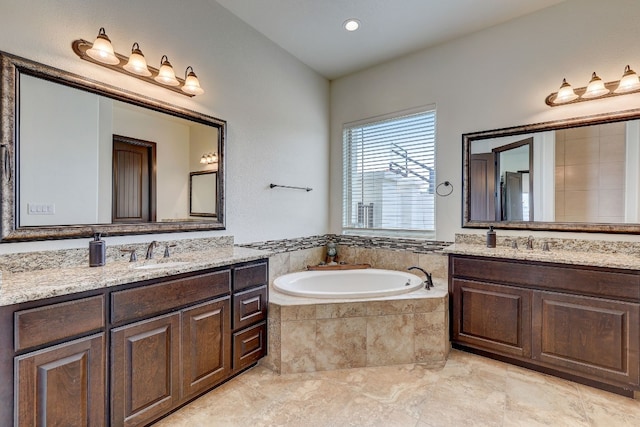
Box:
407 266 433 290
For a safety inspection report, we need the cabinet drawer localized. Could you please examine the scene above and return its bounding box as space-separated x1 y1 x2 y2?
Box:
232 321 266 371
233 285 267 330
15 295 105 351
451 256 640 301
111 270 230 324
233 262 267 292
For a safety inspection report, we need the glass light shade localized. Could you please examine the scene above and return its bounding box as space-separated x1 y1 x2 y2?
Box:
123 43 151 76
86 28 119 65
182 67 204 95
614 65 640 93
582 72 610 99
553 78 579 104
154 55 180 86
200 154 208 164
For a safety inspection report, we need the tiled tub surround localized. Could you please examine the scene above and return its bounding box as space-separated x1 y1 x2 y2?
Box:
243 235 452 374
264 280 449 374
253 234 452 284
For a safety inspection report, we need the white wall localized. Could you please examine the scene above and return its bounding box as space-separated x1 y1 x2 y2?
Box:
20 75 101 226
330 0 640 242
0 0 330 253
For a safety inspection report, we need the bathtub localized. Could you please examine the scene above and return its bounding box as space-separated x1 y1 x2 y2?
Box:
273 268 424 299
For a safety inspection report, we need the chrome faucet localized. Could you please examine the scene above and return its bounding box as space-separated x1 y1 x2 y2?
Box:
145 241 159 259
526 235 534 250
407 266 433 290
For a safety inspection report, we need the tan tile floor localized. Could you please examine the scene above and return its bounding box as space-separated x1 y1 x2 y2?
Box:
154 350 640 426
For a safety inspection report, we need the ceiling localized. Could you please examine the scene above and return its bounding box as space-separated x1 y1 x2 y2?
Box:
214 0 566 80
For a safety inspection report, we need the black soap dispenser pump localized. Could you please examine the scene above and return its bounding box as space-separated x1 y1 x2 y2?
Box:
486 226 496 248
89 233 106 267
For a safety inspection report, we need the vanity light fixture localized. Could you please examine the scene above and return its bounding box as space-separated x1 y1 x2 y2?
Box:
182 66 205 95
123 43 151 76
546 65 640 106
73 28 205 97
200 153 218 164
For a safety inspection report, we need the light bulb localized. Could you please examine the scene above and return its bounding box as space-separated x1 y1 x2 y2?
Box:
553 78 579 104
582 72 609 99
86 28 119 65
614 65 640 93
123 43 151 76
154 55 180 86
182 66 204 95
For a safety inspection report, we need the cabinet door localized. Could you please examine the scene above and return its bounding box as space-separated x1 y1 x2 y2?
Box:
111 313 180 427
532 291 640 386
452 278 532 357
15 333 105 427
181 297 231 399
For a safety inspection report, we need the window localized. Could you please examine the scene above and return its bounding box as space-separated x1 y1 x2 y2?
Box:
342 107 437 237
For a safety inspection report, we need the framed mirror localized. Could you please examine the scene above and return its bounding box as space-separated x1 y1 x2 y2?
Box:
190 171 217 217
463 108 640 233
0 51 225 241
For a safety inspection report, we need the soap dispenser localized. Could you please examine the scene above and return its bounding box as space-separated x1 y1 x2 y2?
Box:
486 226 496 248
89 233 106 267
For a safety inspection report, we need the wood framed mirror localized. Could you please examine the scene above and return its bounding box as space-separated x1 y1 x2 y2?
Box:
0 50 225 241
463 108 640 233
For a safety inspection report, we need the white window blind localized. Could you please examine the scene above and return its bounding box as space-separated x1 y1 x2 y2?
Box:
342 108 436 236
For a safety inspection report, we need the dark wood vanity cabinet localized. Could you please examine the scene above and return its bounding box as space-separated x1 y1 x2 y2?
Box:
231 261 268 373
1 258 268 427
449 254 640 396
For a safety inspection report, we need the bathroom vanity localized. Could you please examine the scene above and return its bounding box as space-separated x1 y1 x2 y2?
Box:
0 250 268 427
447 244 640 397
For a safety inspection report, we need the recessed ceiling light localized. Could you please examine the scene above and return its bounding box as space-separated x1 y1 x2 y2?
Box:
343 19 360 32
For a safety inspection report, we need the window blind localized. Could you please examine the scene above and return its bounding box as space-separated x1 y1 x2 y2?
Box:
342 109 436 236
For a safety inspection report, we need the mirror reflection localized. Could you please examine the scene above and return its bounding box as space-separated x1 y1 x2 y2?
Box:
19 74 218 227
190 171 217 217
0 50 226 241
463 109 640 233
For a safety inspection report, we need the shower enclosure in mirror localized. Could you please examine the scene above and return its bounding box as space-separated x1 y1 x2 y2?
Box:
0 50 225 241
463 108 640 233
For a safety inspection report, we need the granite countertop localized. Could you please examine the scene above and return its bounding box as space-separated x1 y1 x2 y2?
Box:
0 246 271 306
444 243 640 271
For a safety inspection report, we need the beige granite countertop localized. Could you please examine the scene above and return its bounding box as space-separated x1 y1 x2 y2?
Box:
0 246 271 306
444 243 640 271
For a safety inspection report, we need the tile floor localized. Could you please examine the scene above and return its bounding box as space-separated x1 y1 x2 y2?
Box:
154 350 640 426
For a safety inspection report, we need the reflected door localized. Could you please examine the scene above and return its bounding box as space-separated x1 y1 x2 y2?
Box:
470 153 496 221
112 136 156 223
504 171 524 221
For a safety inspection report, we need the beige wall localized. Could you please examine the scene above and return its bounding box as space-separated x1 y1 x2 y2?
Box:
0 0 330 254
330 0 640 242
555 123 626 223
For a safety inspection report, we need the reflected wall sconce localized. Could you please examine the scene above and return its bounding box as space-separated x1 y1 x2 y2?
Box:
546 65 640 106
200 153 218 164
73 27 204 97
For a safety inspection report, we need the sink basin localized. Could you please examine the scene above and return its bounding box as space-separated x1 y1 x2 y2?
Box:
132 261 191 270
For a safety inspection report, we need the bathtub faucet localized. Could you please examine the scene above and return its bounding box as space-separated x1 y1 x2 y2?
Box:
407 266 433 290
